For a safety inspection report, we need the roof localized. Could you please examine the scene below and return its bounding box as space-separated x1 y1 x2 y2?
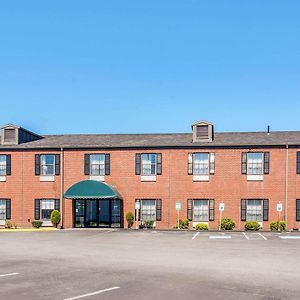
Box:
0 131 300 149
64 180 122 199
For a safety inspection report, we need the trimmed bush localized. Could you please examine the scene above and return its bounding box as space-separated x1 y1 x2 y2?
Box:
5 220 12 229
174 219 189 229
245 221 260 231
50 210 61 228
32 220 43 228
270 221 286 231
126 212 134 228
144 220 154 229
220 217 236 230
195 223 208 230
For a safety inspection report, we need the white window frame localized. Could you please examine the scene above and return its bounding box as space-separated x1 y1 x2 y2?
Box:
90 154 105 176
41 154 55 176
0 155 6 176
141 154 157 176
246 199 263 222
193 153 209 175
141 199 156 221
193 199 209 222
40 199 55 221
247 152 263 175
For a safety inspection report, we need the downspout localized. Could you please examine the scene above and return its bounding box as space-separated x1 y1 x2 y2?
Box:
60 147 64 229
285 145 289 230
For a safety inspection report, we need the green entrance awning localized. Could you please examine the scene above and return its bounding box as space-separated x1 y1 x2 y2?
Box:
64 180 122 199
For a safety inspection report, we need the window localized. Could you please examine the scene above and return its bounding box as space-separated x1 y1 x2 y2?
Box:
0 155 6 176
0 200 6 220
193 153 209 175
193 200 209 222
141 200 156 221
247 153 263 175
41 155 55 176
90 154 105 176
41 199 55 220
246 200 263 222
296 200 300 221
297 152 300 174
141 154 157 176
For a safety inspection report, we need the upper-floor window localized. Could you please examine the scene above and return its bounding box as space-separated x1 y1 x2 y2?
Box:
90 154 105 176
135 153 162 176
35 154 60 177
241 152 269 175
0 155 11 177
41 155 55 176
84 154 110 177
188 152 215 176
297 152 300 174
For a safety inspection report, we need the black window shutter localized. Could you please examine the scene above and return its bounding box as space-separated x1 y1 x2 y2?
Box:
55 154 60 175
209 153 215 175
241 199 247 221
34 199 41 220
105 154 110 175
188 153 193 175
241 152 247 174
6 154 11 176
296 200 300 221
297 152 300 174
209 199 215 221
135 200 141 221
5 199 11 220
264 152 270 174
187 199 193 221
157 154 162 175
55 199 60 211
156 199 162 221
135 154 141 175
35 154 41 176
263 199 269 221
84 154 90 175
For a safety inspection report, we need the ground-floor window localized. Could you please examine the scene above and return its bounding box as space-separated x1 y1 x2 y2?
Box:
0 199 11 224
296 200 300 221
241 199 269 222
135 199 162 222
34 199 59 221
187 199 214 222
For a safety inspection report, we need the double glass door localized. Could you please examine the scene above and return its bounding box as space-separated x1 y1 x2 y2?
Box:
74 199 122 228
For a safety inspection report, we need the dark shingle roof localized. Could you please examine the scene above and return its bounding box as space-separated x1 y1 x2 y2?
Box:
1 131 300 149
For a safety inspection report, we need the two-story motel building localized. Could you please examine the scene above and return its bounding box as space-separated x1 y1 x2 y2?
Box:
1 121 300 230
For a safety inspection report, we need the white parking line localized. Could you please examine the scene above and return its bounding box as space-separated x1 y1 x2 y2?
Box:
64 286 120 300
242 232 249 240
0 273 19 278
257 233 267 240
192 232 200 240
279 236 300 240
209 235 231 239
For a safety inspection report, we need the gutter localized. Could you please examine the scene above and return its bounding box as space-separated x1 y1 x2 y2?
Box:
285 145 289 229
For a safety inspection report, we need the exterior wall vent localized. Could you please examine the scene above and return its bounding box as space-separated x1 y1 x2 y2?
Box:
192 120 214 143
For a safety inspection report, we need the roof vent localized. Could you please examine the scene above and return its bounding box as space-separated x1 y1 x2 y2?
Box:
192 120 214 143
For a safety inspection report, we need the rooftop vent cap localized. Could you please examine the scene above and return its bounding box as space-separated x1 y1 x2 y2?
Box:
192 120 214 143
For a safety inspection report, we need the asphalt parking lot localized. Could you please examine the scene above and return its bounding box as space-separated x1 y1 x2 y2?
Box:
1 230 300 300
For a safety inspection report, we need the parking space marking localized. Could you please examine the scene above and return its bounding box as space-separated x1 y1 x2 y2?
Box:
242 232 249 240
0 273 19 278
209 235 231 239
192 232 200 240
64 286 120 300
279 236 300 240
257 233 267 240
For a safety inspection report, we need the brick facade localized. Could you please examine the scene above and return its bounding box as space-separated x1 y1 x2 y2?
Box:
1 146 300 230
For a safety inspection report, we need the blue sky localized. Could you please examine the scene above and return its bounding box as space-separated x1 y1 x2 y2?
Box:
0 1 299 135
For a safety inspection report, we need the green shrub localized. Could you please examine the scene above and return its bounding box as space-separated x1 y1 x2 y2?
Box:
5 220 12 229
245 221 260 231
12 222 17 229
50 210 61 228
174 219 189 229
126 212 134 228
221 217 236 230
32 220 43 228
270 221 286 231
195 223 208 230
144 220 154 229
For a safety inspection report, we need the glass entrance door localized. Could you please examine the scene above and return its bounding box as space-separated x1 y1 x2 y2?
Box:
74 199 122 228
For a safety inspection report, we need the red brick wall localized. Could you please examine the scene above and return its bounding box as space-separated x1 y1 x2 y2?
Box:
1 147 300 230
